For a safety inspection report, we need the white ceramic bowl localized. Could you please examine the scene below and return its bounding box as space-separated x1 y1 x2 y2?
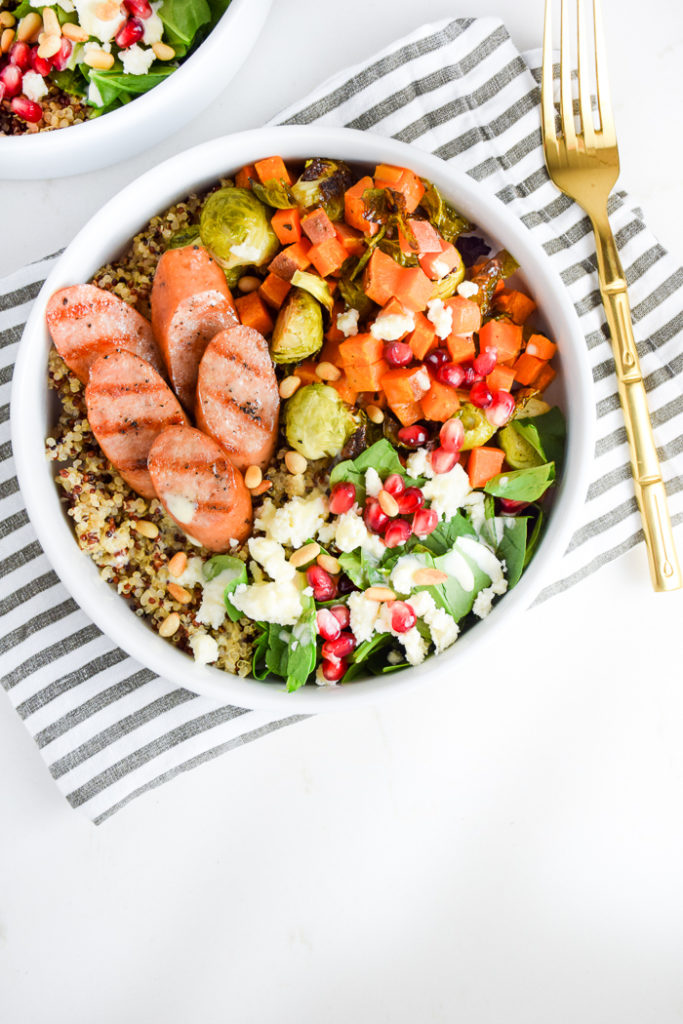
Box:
0 0 272 180
11 126 595 711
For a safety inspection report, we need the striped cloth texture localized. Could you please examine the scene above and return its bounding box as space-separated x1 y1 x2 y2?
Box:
2 17 682 823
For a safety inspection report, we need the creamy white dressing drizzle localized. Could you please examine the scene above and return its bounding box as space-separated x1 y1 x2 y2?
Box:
439 549 476 592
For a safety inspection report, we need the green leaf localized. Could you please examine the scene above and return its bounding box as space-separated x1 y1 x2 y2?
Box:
337 265 377 319
87 67 176 106
252 178 296 210
419 180 471 244
343 633 394 682
425 547 492 622
419 513 477 556
285 597 317 693
484 463 556 503
511 407 566 469
159 0 211 47
494 517 528 588
51 68 88 99
330 439 422 502
524 505 545 568
290 270 334 312
251 624 270 680
202 554 247 621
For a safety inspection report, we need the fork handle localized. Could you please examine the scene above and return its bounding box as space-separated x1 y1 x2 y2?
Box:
591 212 681 592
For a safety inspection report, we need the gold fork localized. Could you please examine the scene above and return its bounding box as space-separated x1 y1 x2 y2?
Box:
541 0 681 592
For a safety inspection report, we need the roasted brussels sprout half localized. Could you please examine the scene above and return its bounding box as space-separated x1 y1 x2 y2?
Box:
498 425 545 469
456 403 497 450
290 270 334 312
428 264 466 302
270 288 323 364
199 187 278 272
285 384 358 460
291 158 355 221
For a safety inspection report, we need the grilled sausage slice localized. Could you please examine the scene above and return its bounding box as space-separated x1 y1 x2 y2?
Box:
150 245 238 410
195 325 279 473
85 350 188 499
148 425 252 550
46 284 163 384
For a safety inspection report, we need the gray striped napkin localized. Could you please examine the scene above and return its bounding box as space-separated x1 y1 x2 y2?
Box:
2 17 682 823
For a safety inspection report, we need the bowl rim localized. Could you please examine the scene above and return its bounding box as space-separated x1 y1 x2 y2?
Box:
0 0 273 176
10 125 595 712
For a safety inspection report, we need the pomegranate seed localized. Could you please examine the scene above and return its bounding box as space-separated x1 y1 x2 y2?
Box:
390 601 417 634
330 604 350 629
430 447 458 475
383 473 406 498
0 64 22 99
322 657 347 682
412 507 438 537
485 389 516 427
439 417 465 453
306 565 337 602
363 497 389 534
10 95 42 123
398 424 429 447
499 498 529 515
384 518 412 548
396 486 424 515
123 0 152 16
338 574 357 595
384 341 413 367
424 348 449 374
469 380 493 408
329 481 356 515
322 632 356 659
459 361 477 386
473 348 497 375
316 608 341 641
9 42 31 71
116 17 145 48
50 37 72 72
30 47 52 76
437 361 465 388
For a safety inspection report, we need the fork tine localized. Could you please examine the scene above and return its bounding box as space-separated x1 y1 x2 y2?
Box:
541 0 557 146
559 0 577 146
576 0 596 148
593 0 616 143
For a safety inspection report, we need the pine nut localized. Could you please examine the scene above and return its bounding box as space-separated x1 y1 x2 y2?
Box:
0 12 16 28
41 7 60 36
95 1 120 18
251 480 272 496
132 519 159 539
316 361 341 382
167 582 192 604
62 22 89 42
413 568 449 586
378 489 399 517
285 450 307 475
366 404 384 424
317 553 340 575
38 33 62 59
290 542 320 568
83 48 115 70
279 375 301 399
237 275 261 293
152 41 175 61
17 13 42 42
1 28 15 52
159 613 180 638
364 586 396 602
168 552 188 577
244 465 262 490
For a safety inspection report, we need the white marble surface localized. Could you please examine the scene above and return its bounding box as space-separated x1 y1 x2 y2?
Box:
2 2 683 1022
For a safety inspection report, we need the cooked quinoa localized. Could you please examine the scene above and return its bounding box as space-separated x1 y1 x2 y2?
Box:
0 82 90 135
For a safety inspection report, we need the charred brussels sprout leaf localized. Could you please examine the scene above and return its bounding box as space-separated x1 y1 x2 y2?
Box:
285 383 358 460
428 265 466 302
470 249 519 315
377 238 418 268
199 186 278 272
271 288 323 363
338 267 377 320
251 178 296 210
360 188 418 251
291 158 355 221
419 181 471 244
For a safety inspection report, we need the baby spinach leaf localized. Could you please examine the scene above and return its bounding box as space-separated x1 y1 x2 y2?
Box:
343 633 394 682
251 624 270 680
265 625 290 679
418 545 491 622
330 439 422 500
285 597 317 693
494 517 528 588
87 67 176 106
419 513 477 556
159 0 212 47
512 407 566 469
484 463 556 503
523 506 545 568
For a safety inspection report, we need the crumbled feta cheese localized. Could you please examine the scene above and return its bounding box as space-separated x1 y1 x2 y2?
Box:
370 311 415 341
391 554 428 595
430 259 450 280
405 447 433 479
426 299 453 340
248 537 295 583
21 71 48 103
421 463 471 520
472 587 496 619
364 468 382 498
255 495 328 549
168 556 203 588
121 43 156 76
399 627 427 665
87 80 104 108
189 632 219 665
316 520 337 545
462 490 486 534
230 581 302 626
407 590 438 618
336 308 359 338
347 591 380 643
74 0 124 41
142 3 164 44
195 571 235 630
387 650 403 665
426 607 459 651
333 510 385 558
457 281 479 299
165 493 197 525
